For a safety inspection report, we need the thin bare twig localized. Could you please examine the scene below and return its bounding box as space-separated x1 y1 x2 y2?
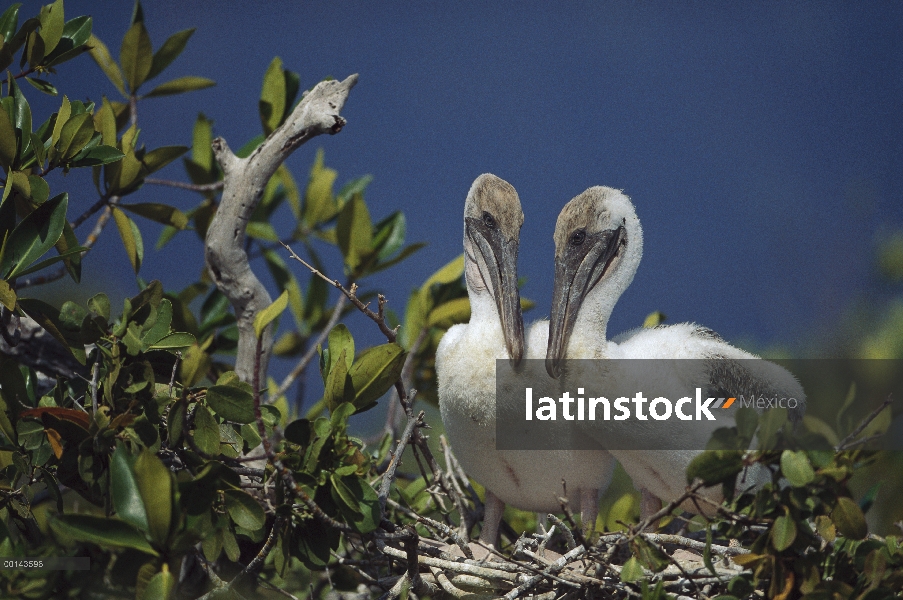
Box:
236 515 285 584
168 351 181 398
282 242 398 344
378 409 424 515
837 394 894 451
274 293 348 398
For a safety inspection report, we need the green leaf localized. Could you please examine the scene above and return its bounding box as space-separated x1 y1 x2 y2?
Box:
780 450 815 487
206 385 255 424
51 515 157 555
56 113 95 161
324 348 351 413
328 324 354 374
60 14 92 48
141 145 189 173
111 207 143 273
121 202 188 229
685 450 743 486
336 193 373 272
620 556 644 583
347 343 405 410
192 404 220 456
9 76 32 161
142 567 175 600
111 446 149 532
771 513 797 551
246 221 279 241
25 77 57 95
88 292 110 321
632 537 670 572
0 104 18 167
143 76 215 98
253 290 288 339
832 497 867 540
1 192 68 279
190 112 214 171
68 144 123 167
148 332 195 350
38 0 64 54
427 297 471 329
120 21 153 92
224 489 264 530
330 474 362 517
51 95 71 148
259 56 286 134
11 245 87 279
134 450 173 545
0 5 20 44
422 254 465 291
87 34 126 96
147 28 194 81
371 212 407 260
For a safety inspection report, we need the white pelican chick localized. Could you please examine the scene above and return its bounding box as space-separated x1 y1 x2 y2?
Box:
437 174 615 545
545 186 806 518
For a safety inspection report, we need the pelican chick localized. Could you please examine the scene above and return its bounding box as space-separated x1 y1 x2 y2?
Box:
437 174 615 546
545 186 806 518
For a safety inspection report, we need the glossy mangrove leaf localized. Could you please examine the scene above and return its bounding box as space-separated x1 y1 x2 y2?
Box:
1 192 67 279
147 28 194 80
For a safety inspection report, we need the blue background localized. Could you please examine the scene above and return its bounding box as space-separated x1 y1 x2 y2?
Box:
24 1 903 376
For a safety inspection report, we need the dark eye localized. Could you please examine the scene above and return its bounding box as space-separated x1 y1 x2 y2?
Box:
482 211 496 229
570 229 586 246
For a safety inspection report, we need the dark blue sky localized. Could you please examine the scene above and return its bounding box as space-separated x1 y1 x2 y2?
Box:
28 2 903 368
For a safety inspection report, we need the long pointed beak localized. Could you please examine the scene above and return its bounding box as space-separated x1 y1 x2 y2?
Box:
546 226 625 378
466 219 525 365
496 238 525 364
546 257 581 378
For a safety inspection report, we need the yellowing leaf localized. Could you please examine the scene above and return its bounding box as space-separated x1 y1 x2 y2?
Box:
143 76 215 98
0 279 16 310
253 290 288 338
336 193 373 272
427 297 471 329
133 451 173 545
421 254 464 293
38 0 65 55
112 206 143 273
643 310 666 328
87 34 126 96
780 450 815 487
303 149 337 226
259 57 286 134
120 21 153 92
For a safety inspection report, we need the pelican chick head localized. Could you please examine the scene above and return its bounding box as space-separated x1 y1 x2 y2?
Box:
546 187 643 378
463 174 526 364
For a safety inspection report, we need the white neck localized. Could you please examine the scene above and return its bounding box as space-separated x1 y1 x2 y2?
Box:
464 239 504 336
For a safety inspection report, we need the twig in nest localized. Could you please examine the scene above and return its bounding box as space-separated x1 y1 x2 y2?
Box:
378 408 424 515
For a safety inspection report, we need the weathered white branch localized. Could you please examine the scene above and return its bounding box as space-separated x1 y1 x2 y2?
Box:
205 74 358 382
